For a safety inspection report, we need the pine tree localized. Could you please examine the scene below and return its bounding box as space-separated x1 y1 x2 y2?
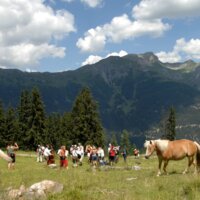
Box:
120 129 130 153
60 112 73 148
18 90 32 149
110 132 118 146
164 107 176 141
46 113 62 149
4 106 19 144
28 88 46 149
0 100 6 147
71 87 105 147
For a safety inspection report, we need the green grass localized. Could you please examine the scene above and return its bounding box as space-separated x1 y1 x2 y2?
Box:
1 153 200 200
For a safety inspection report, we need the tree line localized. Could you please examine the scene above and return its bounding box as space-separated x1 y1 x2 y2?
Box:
0 87 105 150
0 86 176 151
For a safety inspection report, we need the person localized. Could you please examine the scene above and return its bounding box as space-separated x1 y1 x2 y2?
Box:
122 145 127 163
90 146 98 167
97 147 105 166
109 145 116 166
59 145 68 169
36 145 43 162
71 145 79 167
48 145 55 165
7 142 19 169
133 148 139 158
77 143 84 165
43 145 51 165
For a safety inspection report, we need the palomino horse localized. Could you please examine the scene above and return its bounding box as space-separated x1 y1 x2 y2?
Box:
144 139 200 176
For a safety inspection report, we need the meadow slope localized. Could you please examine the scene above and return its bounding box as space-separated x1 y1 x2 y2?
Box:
1 152 200 200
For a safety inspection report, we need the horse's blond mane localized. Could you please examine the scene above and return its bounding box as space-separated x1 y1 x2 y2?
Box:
155 139 169 152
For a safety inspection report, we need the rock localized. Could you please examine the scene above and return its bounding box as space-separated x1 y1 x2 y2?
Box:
29 180 63 194
7 180 63 200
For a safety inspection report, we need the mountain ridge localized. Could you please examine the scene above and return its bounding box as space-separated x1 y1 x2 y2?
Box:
1 53 200 143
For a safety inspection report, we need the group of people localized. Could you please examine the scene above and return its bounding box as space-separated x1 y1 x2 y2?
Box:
35 143 140 168
2 142 140 170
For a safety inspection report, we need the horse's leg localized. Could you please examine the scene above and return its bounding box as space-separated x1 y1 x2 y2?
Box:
157 157 162 176
183 156 194 174
193 155 198 174
163 160 169 175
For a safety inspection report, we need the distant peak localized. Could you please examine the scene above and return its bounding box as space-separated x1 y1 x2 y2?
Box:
138 52 159 62
184 59 196 64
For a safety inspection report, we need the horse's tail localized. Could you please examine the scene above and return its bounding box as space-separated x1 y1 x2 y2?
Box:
194 141 200 167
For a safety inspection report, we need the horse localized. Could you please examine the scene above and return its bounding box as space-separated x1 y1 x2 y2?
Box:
144 139 200 176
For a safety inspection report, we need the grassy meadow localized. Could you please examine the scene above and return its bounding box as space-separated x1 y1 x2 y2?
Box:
1 152 200 200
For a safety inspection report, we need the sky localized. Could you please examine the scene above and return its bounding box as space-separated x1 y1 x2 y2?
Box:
1 0 200 72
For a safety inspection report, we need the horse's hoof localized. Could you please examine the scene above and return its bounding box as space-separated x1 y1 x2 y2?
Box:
156 173 161 177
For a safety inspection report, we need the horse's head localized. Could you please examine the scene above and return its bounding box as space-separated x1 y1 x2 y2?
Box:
144 140 156 159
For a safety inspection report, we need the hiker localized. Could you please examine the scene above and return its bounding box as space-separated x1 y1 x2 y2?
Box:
121 145 127 162
7 142 19 169
36 145 43 162
109 145 116 166
43 145 51 165
59 145 68 169
133 148 139 158
77 143 84 165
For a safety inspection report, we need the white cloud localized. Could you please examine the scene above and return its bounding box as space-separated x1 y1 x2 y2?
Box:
81 50 128 65
156 51 181 63
0 0 75 70
76 27 106 52
156 38 200 63
0 43 65 68
77 0 200 53
80 0 103 8
133 0 200 20
82 55 102 66
77 14 170 52
61 0 103 7
106 50 128 58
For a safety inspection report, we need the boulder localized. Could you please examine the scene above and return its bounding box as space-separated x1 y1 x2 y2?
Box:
7 180 63 200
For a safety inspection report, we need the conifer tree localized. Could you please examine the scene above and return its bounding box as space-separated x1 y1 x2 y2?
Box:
28 88 46 149
4 106 19 144
0 100 5 147
71 87 105 147
46 113 62 149
164 107 176 141
120 129 130 152
18 90 32 149
60 112 73 148
110 132 118 146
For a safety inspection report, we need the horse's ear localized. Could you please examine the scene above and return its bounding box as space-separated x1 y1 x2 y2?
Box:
150 140 152 144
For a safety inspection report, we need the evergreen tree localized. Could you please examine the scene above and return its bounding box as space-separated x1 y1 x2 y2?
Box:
71 87 105 147
120 129 131 153
60 112 73 148
46 113 62 149
28 88 46 149
164 107 176 141
110 132 118 146
0 100 6 147
4 106 19 144
18 90 32 149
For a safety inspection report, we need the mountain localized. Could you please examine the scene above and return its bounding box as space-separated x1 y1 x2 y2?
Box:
1 52 200 144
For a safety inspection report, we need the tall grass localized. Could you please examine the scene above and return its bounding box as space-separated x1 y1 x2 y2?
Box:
1 153 200 200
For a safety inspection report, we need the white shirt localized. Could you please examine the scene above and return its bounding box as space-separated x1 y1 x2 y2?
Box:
43 148 51 157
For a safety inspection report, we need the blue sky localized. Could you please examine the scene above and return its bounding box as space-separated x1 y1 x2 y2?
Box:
0 0 200 72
